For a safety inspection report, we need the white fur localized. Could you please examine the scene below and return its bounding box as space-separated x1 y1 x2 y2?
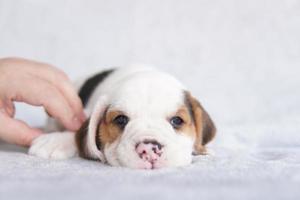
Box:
85 95 108 162
29 66 196 168
29 132 77 159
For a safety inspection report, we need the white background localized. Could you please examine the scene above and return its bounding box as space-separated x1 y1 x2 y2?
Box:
0 0 299 149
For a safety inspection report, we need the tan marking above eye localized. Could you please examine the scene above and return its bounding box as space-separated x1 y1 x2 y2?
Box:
98 110 126 145
168 105 196 138
173 107 191 124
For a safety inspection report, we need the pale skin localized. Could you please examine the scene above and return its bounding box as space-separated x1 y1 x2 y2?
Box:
0 57 86 146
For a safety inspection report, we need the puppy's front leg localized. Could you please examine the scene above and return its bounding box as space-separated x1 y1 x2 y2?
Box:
29 132 77 159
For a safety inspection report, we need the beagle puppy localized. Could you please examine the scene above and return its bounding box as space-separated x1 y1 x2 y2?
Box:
29 66 216 169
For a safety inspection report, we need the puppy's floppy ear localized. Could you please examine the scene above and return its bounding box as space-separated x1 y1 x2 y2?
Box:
184 92 216 155
76 95 108 162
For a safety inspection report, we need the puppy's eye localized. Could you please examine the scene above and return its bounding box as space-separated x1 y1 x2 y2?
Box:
113 115 129 129
170 116 184 129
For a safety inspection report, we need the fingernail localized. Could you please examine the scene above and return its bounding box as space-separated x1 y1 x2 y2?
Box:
32 129 43 137
72 117 82 130
79 112 87 122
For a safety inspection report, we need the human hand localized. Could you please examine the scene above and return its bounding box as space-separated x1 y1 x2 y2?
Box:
0 57 85 146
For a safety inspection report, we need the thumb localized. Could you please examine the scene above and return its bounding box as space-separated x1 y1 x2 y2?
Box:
0 112 42 146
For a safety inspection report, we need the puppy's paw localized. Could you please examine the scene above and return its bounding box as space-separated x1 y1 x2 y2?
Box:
28 132 77 160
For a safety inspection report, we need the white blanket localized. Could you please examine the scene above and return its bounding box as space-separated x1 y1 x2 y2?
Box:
1 131 299 200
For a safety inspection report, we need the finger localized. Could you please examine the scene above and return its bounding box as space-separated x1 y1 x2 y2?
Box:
0 99 15 117
26 63 85 121
57 79 86 122
3 58 85 121
3 100 15 117
0 112 42 146
47 76 85 121
11 77 82 131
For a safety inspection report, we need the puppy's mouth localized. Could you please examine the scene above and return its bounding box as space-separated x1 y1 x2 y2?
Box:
136 158 164 170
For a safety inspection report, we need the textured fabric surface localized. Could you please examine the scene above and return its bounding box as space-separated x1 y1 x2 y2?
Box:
0 0 299 199
1 144 300 200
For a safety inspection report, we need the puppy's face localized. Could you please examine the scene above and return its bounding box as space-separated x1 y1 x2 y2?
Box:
101 101 196 169
78 73 216 169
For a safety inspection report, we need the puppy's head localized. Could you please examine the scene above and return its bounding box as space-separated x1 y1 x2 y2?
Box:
77 72 216 169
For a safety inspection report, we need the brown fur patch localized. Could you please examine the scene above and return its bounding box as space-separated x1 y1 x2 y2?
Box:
184 91 216 155
97 110 124 146
169 106 197 139
76 110 124 160
76 118 91 159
